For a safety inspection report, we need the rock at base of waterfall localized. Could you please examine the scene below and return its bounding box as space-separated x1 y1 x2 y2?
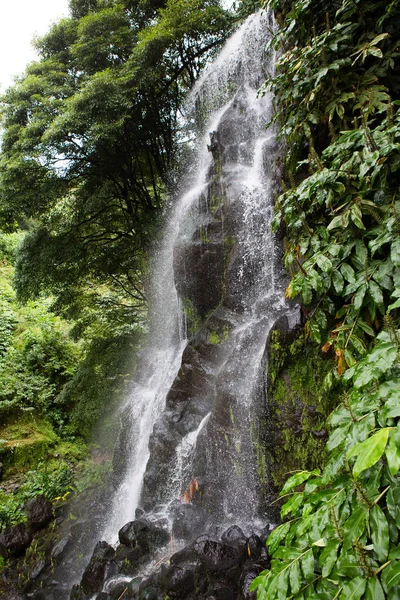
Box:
80 541 115 595
118 519 169 555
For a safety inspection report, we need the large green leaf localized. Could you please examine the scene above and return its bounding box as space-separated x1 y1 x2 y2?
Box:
347 428 390 478
365 577 385 600
280 470 320 495
339 576 366 600
370 504 389 561
382 561 400 592
301 549 315 581
391 238 400 267
267 522 291 554
369 280 384 305
289 559 301 595
320 542 340 577
342 505 368 550
386 433 400 475
341 263 356 283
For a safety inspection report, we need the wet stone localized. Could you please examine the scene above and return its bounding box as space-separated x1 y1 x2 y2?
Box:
163 562 197 596
221 525 246 547
0 523 32 557
80 541 116 595
193 538 241 572
51 536 70 561
209 582 236 600
118 519 169 556
24 495 53 532
246 534 262 560
29 558 47 580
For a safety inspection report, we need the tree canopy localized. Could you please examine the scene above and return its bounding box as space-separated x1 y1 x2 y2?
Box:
0 0 233 331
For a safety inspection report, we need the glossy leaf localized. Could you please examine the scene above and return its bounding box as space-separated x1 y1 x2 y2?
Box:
348 428 390 478
386 434 400 475
289 559 301 595
339 577 366 600
365 577 385 600
370 504 389 561
382 561 400 591
342 505 368 550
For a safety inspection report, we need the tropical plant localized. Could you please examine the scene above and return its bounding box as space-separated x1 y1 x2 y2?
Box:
252 0 400 597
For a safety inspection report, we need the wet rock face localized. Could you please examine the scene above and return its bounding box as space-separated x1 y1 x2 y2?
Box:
24 495 53 532
173 241 225 319
68 525 269 600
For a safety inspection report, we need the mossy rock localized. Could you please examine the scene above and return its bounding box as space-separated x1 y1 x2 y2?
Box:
264 329 339 492
0 419 58 473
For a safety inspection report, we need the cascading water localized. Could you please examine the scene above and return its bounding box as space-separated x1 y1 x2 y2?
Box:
137 9 296 534
64 10 300 599
100 9 285 542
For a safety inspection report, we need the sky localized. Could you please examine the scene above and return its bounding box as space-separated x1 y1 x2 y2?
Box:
0 0 70 91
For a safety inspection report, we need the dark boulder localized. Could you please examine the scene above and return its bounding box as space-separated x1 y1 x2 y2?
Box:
80 541 115 595
163 562 198 597
118 519 169 556
246 535 262 560
138 572 164 600
208 582 236 600
0 523 32 557
221 526 246 548
24 495 53 532
114 544 141 574
193 538 241 573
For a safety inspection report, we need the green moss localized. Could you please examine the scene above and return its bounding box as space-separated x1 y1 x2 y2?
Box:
200 228 211 243
0 418 58 472
208 324 230 345
266 329 339 490
208 330 221 345
182 298 201 339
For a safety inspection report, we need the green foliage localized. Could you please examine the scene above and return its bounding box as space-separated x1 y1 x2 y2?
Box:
58 333 139 437
19 461 74 502
263 0 400 368
253 333 400 598
0 267 82 422
253 0 400 597
0 492 27 530
0 0 234 333
0 461 74 531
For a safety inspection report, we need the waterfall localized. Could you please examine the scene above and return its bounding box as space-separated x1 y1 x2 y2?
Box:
98 8 285 545
64 10 299 599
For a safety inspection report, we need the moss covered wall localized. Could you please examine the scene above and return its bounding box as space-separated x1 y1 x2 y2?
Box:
263 328 339 492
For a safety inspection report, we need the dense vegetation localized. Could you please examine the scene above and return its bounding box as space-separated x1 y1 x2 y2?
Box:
252 0 400 597
2 0 400 597
0 0 232 332
0 0 233 530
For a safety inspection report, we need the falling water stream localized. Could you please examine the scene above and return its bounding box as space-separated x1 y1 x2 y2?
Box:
63 10 299 598
100 9 283 543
